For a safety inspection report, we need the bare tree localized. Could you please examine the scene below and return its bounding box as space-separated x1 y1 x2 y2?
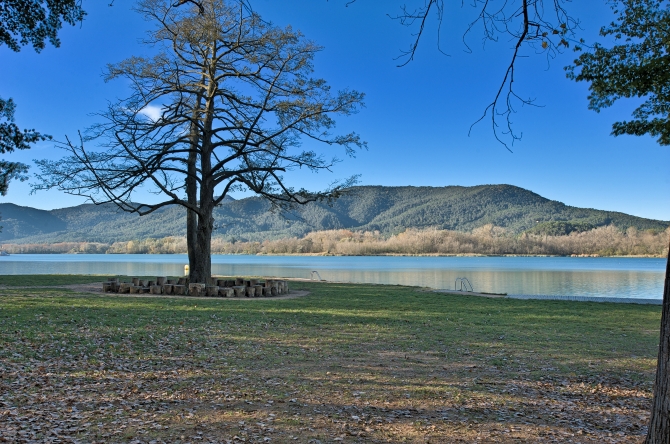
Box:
34 0 365 283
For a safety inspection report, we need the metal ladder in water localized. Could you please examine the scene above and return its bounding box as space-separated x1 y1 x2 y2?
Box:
454 277 473 292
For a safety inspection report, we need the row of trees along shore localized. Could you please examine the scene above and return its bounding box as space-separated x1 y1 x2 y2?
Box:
5 225 669 257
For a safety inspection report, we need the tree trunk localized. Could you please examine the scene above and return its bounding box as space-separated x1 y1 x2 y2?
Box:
186 84 203 282
186 207 198 276
189 210 213 284
186 140 198 279
645 240 670 443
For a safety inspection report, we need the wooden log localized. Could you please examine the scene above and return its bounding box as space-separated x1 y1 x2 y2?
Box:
150 285 162 295
163 284 173 295
235 278 245 286
131 278 140 286
147 280 155 287
129 285 141 294
189 283 206 297
220 287 234 297
232 286 246 297
102 282 112 292
254 285 263 297
172 285 185 295
208 277 219 286
206 286 219 297
167 279 177 285
118 283 133 294
248 279 259 287
217 279 227 287
178 277 187 285
156 277 167 286
271 286 278 296
262 287 271 297
108 277 119 283
244 286 254 297
110 282 120 292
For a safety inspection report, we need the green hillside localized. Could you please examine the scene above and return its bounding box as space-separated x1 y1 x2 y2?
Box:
1 185 667 244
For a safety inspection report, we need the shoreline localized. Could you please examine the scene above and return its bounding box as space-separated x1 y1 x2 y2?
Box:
0 251 664 258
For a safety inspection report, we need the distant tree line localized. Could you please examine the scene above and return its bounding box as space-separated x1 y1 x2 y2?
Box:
4 224 668 257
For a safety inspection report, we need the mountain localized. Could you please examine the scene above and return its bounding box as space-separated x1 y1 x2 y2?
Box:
1 185 667 244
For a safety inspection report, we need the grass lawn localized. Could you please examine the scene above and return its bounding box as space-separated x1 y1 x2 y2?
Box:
0 275 661 443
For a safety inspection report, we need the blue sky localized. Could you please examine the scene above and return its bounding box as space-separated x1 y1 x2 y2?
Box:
2 0 669 220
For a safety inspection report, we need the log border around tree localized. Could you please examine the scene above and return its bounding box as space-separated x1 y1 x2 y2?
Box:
103 276 290 298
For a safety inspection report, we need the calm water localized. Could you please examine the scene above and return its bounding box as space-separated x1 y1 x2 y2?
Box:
0 254 664 299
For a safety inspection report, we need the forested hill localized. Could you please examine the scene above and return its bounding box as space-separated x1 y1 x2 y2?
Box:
1 185 667 244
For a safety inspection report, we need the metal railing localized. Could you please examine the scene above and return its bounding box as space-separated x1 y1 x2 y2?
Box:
311 270 324 281
455 277 473 292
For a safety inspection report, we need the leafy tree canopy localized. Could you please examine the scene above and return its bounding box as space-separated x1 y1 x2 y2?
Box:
567 0 670 144
0 0 85 52
0 0 81 193
0 98 50 195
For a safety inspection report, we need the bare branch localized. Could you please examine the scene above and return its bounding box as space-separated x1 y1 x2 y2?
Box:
391 0 580 147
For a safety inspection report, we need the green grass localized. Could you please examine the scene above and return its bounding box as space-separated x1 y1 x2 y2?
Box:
0 275 661 443
0 274 121 286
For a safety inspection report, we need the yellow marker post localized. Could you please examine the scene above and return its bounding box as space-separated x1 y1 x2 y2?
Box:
184 264 189 276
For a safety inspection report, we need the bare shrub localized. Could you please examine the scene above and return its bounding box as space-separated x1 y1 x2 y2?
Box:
2 225 667 256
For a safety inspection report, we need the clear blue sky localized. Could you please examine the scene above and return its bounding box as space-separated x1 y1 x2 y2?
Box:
2 0 668 220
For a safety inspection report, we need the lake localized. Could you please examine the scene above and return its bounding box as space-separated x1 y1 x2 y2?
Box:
0 254 665 300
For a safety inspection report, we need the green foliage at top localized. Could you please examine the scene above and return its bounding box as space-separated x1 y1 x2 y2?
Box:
566 0 670 144
1 0 77 195
0 0 85 52
1 184 667 244
0 98 50 195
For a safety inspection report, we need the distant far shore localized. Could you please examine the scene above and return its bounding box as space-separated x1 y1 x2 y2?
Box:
2 225 668 258
0 250 665 259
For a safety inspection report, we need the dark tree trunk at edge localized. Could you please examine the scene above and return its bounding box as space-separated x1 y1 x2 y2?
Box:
645 240 670 443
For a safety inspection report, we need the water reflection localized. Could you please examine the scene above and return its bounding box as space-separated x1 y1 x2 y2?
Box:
0 254 663 299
